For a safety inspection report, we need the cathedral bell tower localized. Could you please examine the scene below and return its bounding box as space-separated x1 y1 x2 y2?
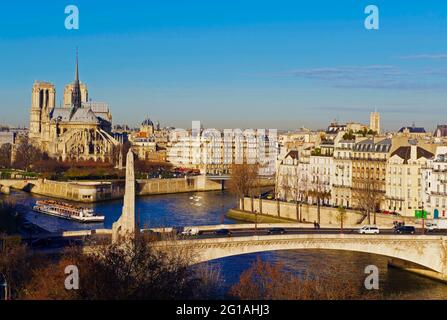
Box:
29 81 56 141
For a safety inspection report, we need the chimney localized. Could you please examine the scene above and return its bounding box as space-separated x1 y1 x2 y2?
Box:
410 144 417 160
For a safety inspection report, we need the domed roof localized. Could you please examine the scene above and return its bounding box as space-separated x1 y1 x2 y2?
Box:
142 118 154 126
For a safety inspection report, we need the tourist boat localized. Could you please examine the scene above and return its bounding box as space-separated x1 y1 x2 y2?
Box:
32 200 105 223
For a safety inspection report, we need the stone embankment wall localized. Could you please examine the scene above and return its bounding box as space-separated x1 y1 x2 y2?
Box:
239 197 416 228
0 176 223 203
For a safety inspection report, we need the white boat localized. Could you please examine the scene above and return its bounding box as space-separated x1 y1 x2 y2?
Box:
32 200 105 223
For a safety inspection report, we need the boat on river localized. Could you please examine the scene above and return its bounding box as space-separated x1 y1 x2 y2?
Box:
32 200 105 223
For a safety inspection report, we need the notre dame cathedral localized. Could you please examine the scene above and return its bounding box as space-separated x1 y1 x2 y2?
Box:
29 51 119 161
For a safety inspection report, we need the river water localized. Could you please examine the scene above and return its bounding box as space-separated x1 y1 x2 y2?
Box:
3 190 447 299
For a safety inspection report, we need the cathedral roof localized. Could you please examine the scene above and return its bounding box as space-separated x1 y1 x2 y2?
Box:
51 108 71 121
70 107 99 124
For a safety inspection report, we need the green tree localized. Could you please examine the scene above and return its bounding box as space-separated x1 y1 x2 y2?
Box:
342 130 355 141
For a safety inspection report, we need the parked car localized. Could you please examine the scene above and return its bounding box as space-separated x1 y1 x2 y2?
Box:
394 226 416 234
358 225 380 234
214 229 232 236
267 228 286 235
171 226 184 235
425 220 447 232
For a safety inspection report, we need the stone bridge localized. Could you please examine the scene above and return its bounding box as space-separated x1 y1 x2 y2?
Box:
0 179 37 194
156 234 447 281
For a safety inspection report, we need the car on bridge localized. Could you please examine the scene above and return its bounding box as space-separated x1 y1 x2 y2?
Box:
358 225 380 234
394 226 416 234
181 227 201 236
267 228 287 235
213 229 232 236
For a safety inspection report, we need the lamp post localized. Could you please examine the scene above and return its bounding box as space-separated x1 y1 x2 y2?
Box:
421 202 425 235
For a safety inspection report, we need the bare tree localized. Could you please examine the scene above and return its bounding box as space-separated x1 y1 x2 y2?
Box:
230 257 381 300
290 170 305 222
12 136 43 171
21 234 221 300
353 173 384 225
308 176 331 225
228 163 260 212
336 205 347 233
0 143 12 169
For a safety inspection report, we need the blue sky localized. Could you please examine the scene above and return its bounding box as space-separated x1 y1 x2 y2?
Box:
0 0 447 131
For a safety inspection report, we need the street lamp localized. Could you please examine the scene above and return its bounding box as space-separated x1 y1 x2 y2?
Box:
421 202 425 235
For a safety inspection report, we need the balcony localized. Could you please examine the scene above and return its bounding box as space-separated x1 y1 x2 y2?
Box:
350 157 387 162
385 196 405 201
431 191 447 196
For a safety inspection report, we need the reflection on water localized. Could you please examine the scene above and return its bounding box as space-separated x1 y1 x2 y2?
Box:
5 190 237 232
3 190 447 299
208 250 447 299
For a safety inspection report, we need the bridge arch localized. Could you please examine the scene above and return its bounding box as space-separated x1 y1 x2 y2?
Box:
167 234 447 275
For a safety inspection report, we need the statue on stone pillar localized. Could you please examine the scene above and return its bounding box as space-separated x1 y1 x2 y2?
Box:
112 149 137 243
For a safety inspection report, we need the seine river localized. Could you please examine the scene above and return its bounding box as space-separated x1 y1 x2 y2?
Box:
4 190 447 299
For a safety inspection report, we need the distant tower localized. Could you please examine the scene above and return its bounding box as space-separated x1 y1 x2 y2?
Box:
112 149 137 243
29 81 56 140
370 111 381 134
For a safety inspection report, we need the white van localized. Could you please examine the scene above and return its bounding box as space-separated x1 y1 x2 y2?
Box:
358 225 380 234
181 227 200 236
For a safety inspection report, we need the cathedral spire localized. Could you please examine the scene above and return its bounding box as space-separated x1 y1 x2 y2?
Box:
75 47 79 83
71 48 82 113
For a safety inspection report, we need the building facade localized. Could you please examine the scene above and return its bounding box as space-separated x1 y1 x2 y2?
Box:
351 138 391 210
332 139 354 208
422 149 447 218
167 129 277 175
386 144 434 216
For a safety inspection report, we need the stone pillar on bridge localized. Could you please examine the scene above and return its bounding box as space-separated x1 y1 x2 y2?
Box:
112 149 137 243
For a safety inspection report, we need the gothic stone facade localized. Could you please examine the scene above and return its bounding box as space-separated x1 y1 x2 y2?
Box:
29 54 118 161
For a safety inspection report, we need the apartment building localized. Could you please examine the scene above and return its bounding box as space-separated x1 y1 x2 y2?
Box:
351 138 392 210
422 148 447 218
386 144 434 216
332 139 355 208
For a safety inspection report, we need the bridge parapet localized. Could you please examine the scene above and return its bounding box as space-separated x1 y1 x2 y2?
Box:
154 234 447 278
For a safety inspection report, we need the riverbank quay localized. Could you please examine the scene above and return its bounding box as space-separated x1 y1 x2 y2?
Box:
231 197 417 228
0 176 225 203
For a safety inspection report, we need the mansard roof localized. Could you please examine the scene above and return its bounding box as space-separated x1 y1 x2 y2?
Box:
398 126 426 133
353 138 391 153
391 146 434 164
285 150 299 160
